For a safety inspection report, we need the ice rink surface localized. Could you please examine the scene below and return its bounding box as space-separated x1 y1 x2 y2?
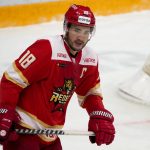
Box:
0 10 150 150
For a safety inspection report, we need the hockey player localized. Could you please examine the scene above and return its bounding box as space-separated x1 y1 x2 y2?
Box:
118 54 150 105
0 4 115 150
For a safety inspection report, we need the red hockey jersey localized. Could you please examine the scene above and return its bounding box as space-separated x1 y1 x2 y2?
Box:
0 35 103 142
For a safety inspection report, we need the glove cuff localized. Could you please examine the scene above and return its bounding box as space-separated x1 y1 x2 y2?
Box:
89 109 114 122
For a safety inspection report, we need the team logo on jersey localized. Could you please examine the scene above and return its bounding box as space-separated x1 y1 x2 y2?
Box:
63 79 75 92
50 79 76 106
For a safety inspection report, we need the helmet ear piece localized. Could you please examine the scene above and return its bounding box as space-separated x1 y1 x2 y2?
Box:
63 20 66 31
63 20 72 36
91 26 96 37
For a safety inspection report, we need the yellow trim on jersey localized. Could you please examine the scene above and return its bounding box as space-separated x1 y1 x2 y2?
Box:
38 134 57 142
77 83 103 106
4 62 29 88
19 122 58 142
17 107 63 128
89 83 102 96
13 62 29 85
17 107 63 142
4 71 25 88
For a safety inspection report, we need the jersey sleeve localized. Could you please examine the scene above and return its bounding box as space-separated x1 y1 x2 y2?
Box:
0 39 51 108
75 62 104 114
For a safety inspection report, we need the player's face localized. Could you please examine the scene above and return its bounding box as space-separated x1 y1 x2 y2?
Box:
67 24 92 51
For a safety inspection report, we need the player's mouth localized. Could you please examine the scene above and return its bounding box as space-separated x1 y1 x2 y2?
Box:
74 40 84 49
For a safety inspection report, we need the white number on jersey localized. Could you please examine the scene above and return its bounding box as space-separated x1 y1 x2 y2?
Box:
19 50 36 69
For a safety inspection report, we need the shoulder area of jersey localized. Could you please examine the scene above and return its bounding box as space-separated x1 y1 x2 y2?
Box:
80 46 98 66
83 44 98 57
34 35 60 43
46 35 98 65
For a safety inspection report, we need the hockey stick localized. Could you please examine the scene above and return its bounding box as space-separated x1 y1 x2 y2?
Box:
15 128 95 136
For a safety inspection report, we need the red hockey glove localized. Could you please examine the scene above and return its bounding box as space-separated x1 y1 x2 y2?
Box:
88 109 115 146
0 106 21 143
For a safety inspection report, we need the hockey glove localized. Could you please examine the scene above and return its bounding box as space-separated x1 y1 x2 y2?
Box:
88 108 115 146
0 106 21 143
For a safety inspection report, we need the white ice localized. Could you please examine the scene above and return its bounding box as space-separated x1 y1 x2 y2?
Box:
0 10 150 150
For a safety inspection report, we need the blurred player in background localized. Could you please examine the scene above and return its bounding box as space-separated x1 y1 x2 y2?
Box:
118 54 150 105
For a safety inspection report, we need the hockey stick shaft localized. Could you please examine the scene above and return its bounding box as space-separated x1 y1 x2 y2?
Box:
15 128 95 136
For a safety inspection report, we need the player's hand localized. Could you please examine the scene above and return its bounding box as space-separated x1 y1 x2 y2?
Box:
88 109 115 146
0 106 21 143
